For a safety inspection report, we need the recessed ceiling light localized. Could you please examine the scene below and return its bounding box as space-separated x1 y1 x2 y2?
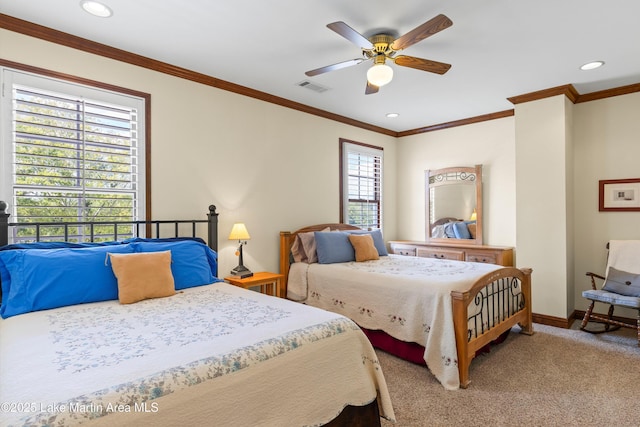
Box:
80 1 113 18
580 61 604 71
386 113 399 118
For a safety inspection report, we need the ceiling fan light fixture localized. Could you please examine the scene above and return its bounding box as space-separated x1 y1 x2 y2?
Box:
367 63 393 87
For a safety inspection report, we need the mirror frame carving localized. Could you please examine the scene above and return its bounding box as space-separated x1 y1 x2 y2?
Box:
425 165 483 245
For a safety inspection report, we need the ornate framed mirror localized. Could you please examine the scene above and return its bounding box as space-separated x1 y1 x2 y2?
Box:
425 165 483 245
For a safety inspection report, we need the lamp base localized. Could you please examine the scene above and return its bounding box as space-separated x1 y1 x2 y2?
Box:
230 265 253 279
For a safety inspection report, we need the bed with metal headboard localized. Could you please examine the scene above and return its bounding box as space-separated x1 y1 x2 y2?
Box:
0 201 219 249
0 202 394 426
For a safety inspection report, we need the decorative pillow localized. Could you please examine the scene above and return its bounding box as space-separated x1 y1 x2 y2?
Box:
602 267 640 297
444 222 457 238
452 222 472 239
314 231 355 264
348 234 380 262
347 229 389 256
298 227 331 264
0 244 134 318
109 251 176 304
132 240 220 289
467 223 477 239
431 224 446 239
291 235 307 263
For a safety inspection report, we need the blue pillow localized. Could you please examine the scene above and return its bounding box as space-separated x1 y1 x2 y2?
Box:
347 229 388 256
0 244 134 318
314 232 355 264
452 222 472 239
443 222 457 238
132 240 220 289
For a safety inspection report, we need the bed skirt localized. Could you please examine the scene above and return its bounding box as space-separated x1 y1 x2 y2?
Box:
361 327 511 366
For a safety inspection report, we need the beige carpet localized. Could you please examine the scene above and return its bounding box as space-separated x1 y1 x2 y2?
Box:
378 322 639 427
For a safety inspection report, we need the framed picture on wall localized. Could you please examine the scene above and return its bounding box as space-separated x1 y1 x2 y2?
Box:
599 178 640 211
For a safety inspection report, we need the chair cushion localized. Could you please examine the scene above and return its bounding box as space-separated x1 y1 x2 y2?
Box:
602 267 640 297
582 289 640 308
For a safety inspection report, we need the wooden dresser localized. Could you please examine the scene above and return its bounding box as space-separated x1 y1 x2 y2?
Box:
388 240 514 267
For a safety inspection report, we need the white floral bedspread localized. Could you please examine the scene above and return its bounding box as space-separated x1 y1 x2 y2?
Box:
287 255 502 390
0 283 394 426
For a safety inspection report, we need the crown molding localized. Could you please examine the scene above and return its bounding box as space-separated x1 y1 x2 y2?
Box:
576 82 640 103
0 14 396 137
397 110 514 137
507 84 580 105
2 13 639 138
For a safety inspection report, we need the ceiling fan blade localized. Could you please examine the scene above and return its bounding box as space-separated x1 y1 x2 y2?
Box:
394 55 451 75
327 21 374 49
390 14 453 51
365 81 379 95
305 58 364 77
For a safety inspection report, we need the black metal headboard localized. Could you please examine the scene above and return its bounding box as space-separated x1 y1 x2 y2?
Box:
0 201 219 252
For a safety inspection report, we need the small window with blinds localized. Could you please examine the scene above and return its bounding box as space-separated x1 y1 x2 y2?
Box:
0 68 146 243
339 139 383 231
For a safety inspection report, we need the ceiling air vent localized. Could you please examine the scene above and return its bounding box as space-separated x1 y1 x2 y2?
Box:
297 80 329 93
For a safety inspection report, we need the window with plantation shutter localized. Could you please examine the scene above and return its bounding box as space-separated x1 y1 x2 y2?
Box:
340 139 383 231
0 68 146 243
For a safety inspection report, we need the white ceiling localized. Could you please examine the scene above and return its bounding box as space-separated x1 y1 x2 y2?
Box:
2 0 640 133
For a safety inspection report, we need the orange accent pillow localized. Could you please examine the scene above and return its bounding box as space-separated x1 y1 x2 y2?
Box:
109 251 176 304
348 234 380 262
468 223 477 239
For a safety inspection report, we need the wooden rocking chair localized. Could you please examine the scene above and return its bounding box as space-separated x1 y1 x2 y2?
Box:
580 240 640 346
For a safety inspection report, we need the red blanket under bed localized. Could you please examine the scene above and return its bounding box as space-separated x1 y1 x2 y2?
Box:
361 327 511 366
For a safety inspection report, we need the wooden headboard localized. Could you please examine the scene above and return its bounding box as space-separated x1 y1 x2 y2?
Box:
432 217 462 226
279 223 360 296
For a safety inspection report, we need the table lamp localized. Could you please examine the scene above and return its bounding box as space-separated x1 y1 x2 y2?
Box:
229 223 253 278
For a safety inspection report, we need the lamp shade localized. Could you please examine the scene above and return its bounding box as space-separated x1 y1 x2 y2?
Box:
367 63 393 87
228 223 250 241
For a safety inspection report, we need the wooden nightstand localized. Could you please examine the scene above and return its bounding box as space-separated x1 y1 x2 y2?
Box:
224 272 284 298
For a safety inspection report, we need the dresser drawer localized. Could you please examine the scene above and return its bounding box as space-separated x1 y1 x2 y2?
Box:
387 241 514 266
390 244 417 256
466 252 498 264
417 247 465 261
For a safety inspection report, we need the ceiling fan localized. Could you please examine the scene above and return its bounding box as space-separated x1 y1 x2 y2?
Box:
305 14 453 94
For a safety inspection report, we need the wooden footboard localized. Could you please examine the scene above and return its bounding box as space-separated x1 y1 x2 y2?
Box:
451 267 533 388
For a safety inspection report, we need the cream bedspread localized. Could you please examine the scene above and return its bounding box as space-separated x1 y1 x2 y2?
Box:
0 283 394 426
287 255 502 390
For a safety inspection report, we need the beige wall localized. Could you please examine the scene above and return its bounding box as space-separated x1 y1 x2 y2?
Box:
573 92 640 317
396 117 516 248
514 96 573 318
399 92 640 320
0 29 397 277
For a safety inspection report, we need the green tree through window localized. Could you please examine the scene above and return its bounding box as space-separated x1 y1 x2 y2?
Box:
340 139 383 231
1 70 146 243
